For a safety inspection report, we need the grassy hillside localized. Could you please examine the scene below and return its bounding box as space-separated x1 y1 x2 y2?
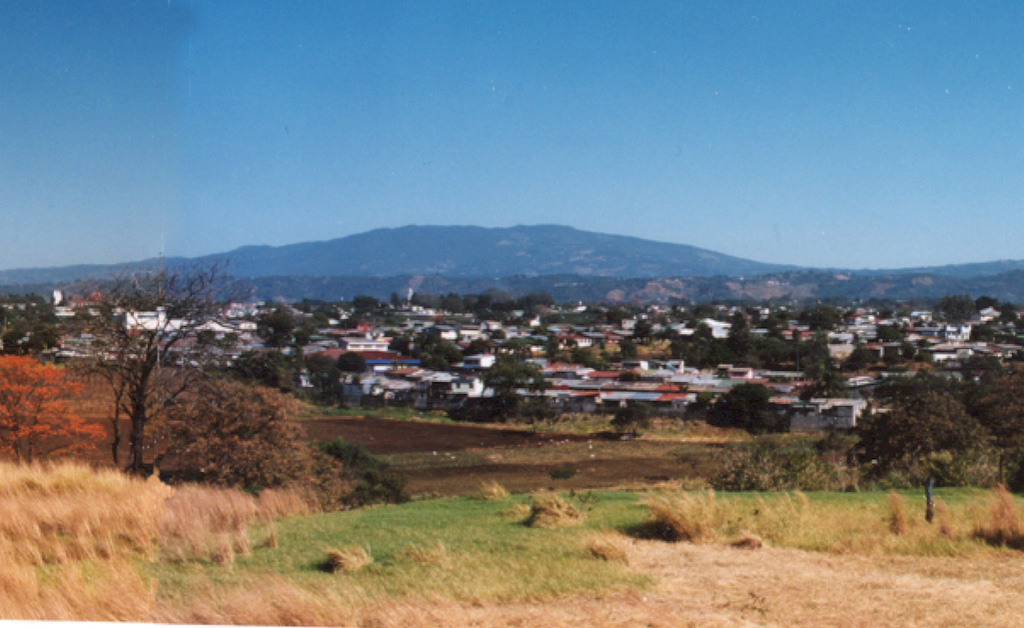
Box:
8 460 1024 625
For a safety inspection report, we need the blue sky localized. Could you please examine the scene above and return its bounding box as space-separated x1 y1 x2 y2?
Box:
2 1 1022 271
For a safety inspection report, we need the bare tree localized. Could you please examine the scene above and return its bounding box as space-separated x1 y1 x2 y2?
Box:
82 263 239 474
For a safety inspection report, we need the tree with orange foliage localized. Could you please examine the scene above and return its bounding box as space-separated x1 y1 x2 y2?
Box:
0 356 105 462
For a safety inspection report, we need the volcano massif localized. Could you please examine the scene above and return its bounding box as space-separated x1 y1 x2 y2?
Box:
4 225 1024 303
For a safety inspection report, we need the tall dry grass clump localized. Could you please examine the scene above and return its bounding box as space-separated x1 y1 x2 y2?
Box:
525 495 585 528
0 461 171 565
973 485 1024 548
888 492 909 535
323 545 373 573
935 499 955 539
0 461 169 621
642 490 724 543
474 481 510 501
585 532 631 564
256 487 315 520
159 484 259 563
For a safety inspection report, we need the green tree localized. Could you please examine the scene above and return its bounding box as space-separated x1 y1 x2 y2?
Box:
482 355 548 420
618 338 638 360
611 403 652 436
232 350 295 391
711 383 785 433
936 294 976 322
633 319 654 344
858 391 984 474
258 306 296 348
305 354 342 402
336 352 367 373
861 372 986 475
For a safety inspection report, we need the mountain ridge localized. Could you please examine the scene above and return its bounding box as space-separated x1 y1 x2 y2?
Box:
3 225 1024 303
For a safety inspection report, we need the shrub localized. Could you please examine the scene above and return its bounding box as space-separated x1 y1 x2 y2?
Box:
549 466 577 480
713 440 853 491
318 438 409 506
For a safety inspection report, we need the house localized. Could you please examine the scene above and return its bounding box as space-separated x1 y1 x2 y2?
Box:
702 319 732 339
462 354 496 370
944 324 972 342
338 337 390 352
786 398 867 431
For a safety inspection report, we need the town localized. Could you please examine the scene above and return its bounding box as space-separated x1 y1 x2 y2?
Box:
4 284 1019 436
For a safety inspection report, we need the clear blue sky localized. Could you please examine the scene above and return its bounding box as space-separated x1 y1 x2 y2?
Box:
2 1 1022 271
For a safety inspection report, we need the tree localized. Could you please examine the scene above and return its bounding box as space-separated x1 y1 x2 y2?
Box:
336 351 367 373
858 391 984 474
711 383 785 433
232 349 295 391
618 338 638 360
860 372 985 474
162 379 346 503
611 403 651 436
633 319 654 344
971 370 1024 482
482 355 548 420
304 354 342 403
799 306 842 331
936 294 976 322
0 356 104 462
83 264 235 474
258 306 296 348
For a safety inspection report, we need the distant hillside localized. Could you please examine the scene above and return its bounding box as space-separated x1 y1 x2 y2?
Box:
244 269 1024 304
4 224 1024 303
194 224 794 279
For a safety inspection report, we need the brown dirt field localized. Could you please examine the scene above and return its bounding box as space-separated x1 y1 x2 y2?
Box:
298 416 596 455
396 456 685 495
300 415 718 496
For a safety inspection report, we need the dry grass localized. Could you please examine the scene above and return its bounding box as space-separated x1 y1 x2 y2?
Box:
402 541 449 565
729 533 766 550
323 545 374 573
585 532 631 564
159 484 259 564
475 481 510 501
0 461 168 621
888 491 909 535
256 487 315 520
642 490 726 543
155 541 1024 628
502 502 532 521
0 461 170 565
935 499 955 539
526 495 585 528
973 485 1024 548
